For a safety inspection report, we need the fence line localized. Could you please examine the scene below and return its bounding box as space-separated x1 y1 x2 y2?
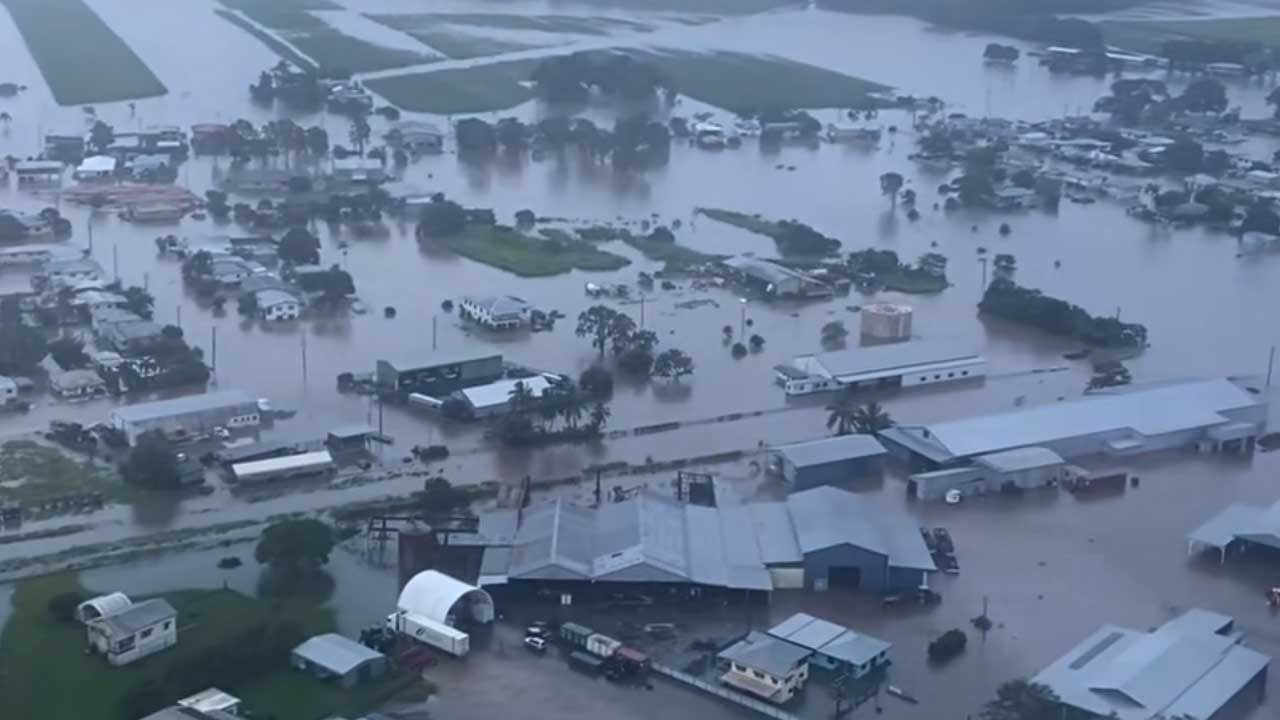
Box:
651 662 800 720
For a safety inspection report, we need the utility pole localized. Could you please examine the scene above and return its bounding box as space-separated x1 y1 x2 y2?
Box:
301 332 308 383
86 215 93 254
211 326 218 376
1268 346 1276 388
143 272 149 291
112 243 119 282
639 294 646 330
176 304 182 331
432 315 438 350
978 257 988 291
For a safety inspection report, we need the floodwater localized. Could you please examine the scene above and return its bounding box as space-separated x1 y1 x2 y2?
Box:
1 1 1280 715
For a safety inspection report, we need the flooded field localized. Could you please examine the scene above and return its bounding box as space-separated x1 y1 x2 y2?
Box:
2 0 1280 716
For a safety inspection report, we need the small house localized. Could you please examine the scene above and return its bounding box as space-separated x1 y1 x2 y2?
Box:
459 295 531 330
86 597 178 666
332 157 387 185
291 633 387 688
209 257 265 286
44 133 86 162
254 288 302 321
50 369 107 399
98 317 165 356
767 613 890 679
774 435 888 491
385 121 443 153
73 155 117 181
14 160 64 185
717 631 811 704
42 258 104 288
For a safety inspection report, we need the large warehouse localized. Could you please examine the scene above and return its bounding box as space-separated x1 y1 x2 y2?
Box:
1188 499 1280 563
879 378 1267 471
475 486 933 596
375 351 503 399
1032 609 1269 720
776 340 985 396
773 435 887 492
110 390 261 444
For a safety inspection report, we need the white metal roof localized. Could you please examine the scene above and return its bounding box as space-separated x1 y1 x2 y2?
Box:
974 447 1065 473
1032 610 1270 720
719 631 811 678
232 450 333 481
177 688 240 713
768 612 891 667
1189 500 1280 550
798 340 981 381
76 155 116 174
112 390 256 424
397 570 493 624
460 376 551 410
292 633 384 675
884 379 1262 461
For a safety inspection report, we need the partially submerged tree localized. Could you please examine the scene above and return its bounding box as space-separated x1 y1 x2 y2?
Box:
576 305 622 359
880 172 904 204
851 401 893 434
421 477 470 516
254 518 335 572
652 348 695 382
120 431 181 491
48 334 90 369
279 227 321 265
979 679 1059 720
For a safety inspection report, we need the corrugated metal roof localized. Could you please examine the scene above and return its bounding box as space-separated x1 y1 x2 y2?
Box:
718 631 811 678
380 350 503 373
95 598 176 636
777 435 887 468
804 340 980 380
896 379 1262 461
974 447 1065 473
460 376 551 411
785 487 935 571
232 450 333 481
1032 610 1270 720
1188 500 1280 549
292 633 384 675
771 612 894 667
112 390 256 424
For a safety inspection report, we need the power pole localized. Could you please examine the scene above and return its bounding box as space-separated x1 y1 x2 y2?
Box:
639 294 646 329
112 243 119 282
432 315 438 350
301 332 308 383
211 326 218 376
1268 346 1275 388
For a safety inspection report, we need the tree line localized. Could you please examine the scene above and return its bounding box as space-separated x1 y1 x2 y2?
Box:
980 278 1148 349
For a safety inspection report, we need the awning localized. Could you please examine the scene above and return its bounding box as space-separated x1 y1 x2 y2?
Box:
1208 422 1257 442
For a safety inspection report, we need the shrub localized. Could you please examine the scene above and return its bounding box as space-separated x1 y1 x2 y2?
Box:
928 628 967 663
731 342 748 359
47 592 84 623
579 365 615 398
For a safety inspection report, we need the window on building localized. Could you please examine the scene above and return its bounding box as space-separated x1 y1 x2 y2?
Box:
163 621 172 630
752 669 767 680
140 628 153 639
961 371 969 376
934 374 941 380
920 376 927 382
947 372 954 378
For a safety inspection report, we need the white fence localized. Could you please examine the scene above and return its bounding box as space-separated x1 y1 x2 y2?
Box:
651 663 800 720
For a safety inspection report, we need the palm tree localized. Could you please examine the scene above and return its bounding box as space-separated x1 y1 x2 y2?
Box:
507 380 534 415
825 387 858 436
588 401 610 432
558 385 584 430
851 401 893 434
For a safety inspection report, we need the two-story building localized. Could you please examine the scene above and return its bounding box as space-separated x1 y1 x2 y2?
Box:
717 631 811 704
459 295 531 330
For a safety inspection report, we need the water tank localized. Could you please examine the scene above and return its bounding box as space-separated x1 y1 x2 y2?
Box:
861 303 913 342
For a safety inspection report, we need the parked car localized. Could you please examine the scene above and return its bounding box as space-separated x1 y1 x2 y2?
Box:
524 636 547 653
526 625 550 639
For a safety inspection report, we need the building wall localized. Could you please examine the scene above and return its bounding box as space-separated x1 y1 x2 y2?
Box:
724 659 808 703
803 545 889 593
90 618 177 666
122 403 261 443
785 456 885 492
1207 665 1267 720
769 567 806 589
898 359 987 388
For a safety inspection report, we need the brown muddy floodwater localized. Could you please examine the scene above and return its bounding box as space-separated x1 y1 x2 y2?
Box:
2 1 1280 716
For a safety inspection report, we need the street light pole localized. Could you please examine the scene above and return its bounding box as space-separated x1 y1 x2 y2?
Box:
739 298 748 338
978 257 988 292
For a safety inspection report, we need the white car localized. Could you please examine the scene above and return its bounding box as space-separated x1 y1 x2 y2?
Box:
524 636 547 653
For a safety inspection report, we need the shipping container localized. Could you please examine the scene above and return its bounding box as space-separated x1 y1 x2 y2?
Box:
586 633 623 659
560 622 594 649
386 611 471 657
569 650 605 675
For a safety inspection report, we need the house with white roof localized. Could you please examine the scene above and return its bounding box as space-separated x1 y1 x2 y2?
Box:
460 295 532 330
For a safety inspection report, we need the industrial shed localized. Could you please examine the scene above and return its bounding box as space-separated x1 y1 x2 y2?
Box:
1188 499 1280 563
231 450 334 484
767 612 890 678
1032 609 1269 720
397 570 495 626
881 378 1266 470
910 446 1073 500
375 351 504 399
291 634 386 688
774 435 887 491
777 340 985 396
110 390 261 444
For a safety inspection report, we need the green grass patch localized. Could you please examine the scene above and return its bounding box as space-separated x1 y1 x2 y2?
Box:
695 207 841 257
215 9 319 73
561 225 720 271
695 208 780 237
0 440 127 504
0 0 166 105
1102 16 1280 55
882 270 948 294
638 49 887 113
384 27 544 60
216 0 429 74
371 12 653 36
366 59 537 114
0 572 413 720
432 224 630 276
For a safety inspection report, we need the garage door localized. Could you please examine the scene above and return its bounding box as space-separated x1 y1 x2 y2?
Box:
827 566 862 589
769 568 805 590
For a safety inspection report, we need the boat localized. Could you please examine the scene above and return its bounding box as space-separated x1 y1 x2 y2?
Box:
887 685 919 704
825 123 881 144
119 204 186 223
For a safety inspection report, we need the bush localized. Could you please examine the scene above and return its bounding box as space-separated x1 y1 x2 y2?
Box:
731 342 748 359
749 334 765 350
579 365 615 398
47 592 84 623
617 348 655 376
928 628 967 663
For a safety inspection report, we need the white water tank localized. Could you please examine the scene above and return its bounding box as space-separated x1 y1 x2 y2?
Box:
861 303 913 342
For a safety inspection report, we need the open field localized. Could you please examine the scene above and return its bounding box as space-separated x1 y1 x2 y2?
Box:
216 0 429 74
432 225 631 277
1102 16 1280 55
0 572 412 720
215 9 319 73
366 15 548 60
0 0 165 105
0 440 126 504
365 59 537 114
370 12 654 36
642 49 888 113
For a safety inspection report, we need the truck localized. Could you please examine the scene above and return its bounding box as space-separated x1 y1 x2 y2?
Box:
586 633 622 659
560 622 593 650
387 610 470 657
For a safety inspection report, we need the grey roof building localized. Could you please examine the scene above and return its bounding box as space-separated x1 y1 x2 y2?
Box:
291 633 387 688
95 598 177 637
1189 499 1280 562
478 485 932 595
774 435 887 491
780 340 985 396
880 378 1266 468
720 631 813 678
768 612 890 677
1032 609 1269 720
110 390 261 444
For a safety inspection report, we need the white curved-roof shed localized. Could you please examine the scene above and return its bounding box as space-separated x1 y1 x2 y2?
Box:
76 592 132 623
398 570 494 624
